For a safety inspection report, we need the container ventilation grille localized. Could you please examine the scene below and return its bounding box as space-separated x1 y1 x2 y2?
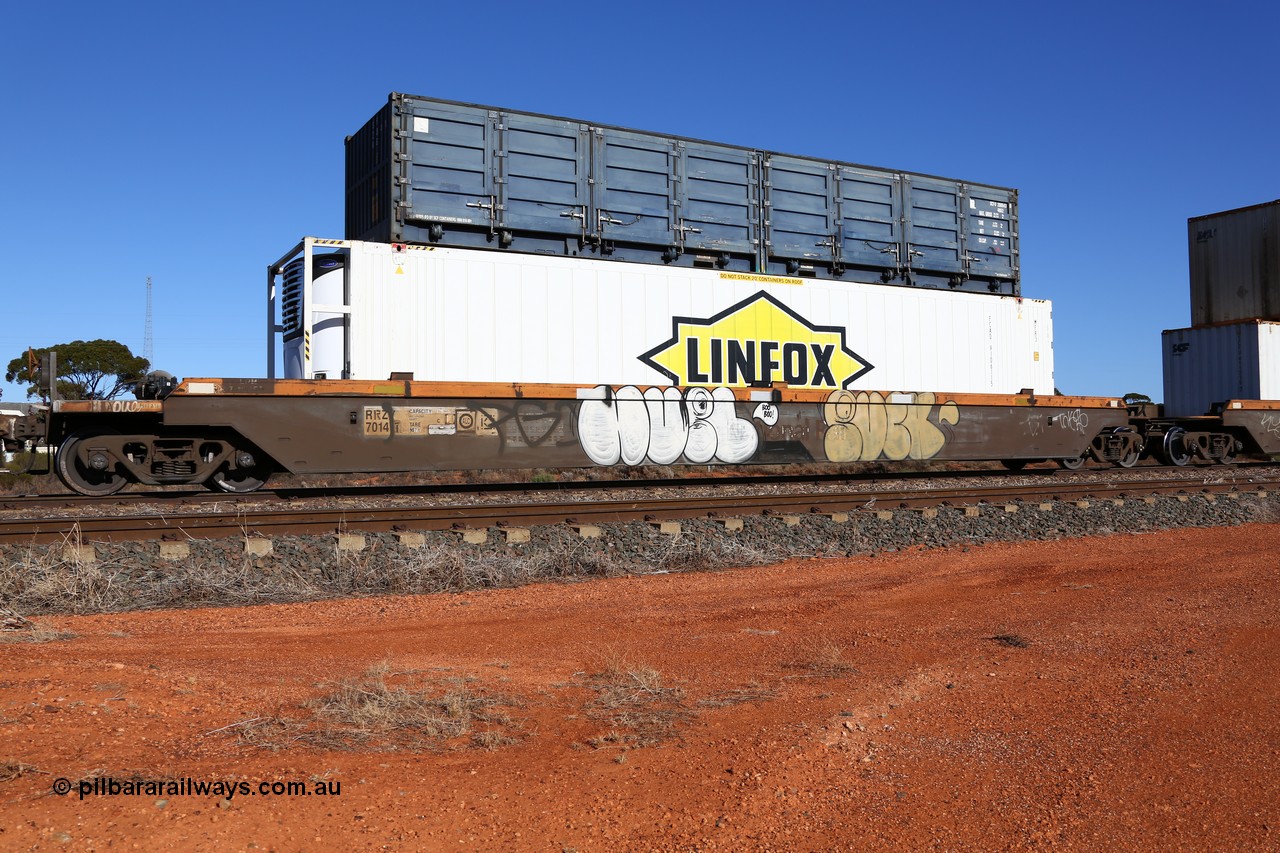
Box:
280 258 306 342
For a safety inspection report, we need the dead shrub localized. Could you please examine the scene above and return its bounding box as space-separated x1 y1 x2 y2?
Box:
785 639 858 678
698 681 777 708
0 608 76 644
581 655 691 748
0 761 41 783
238 663 523 752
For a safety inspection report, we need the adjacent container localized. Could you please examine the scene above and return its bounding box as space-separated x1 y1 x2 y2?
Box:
1188 200 1280 325
346 94 1019 296
271 239 1053 396
1162 320 1280 416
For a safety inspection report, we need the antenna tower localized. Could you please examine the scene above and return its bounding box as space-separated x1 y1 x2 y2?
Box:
143 276 154 365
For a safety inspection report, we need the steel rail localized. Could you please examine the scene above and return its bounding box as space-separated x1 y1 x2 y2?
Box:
4 462 1276 512
2 472 1274 545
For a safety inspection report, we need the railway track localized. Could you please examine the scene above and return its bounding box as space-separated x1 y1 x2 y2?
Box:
3 468 1276 545
4 462 1276 512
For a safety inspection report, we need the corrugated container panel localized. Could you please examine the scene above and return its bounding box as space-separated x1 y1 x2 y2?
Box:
965 186 1018 282
498 111 590 240
281 241 1052 395
675 141 759 258
836 165 902 277
344 102 393 244
904 175 964 278
763 154 839 270
345 94 1019 295
404 101 498 242
1188 200 1280 325
592 127 679 251
1162 321 1280 416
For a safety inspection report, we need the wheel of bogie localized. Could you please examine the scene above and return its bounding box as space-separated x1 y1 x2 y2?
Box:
1058 452 1089 470
1000 459 1028 471
207 466 269 494
55 430 128 496
1114 444 1141 468
1158 427 1192 467
1216 440 1238 465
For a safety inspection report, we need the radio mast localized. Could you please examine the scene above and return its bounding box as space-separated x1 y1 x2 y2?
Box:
143 276 154 365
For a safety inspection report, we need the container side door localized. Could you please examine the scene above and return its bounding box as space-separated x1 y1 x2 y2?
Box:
964 185 1019 289
837 166 902 277
497 112 590 240
676 142 759 260
903 176 964 279
764 155 838 270
403 101 498 236
591 127 678 250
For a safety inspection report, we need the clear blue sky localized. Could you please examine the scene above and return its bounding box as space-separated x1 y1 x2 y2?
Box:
2 1 1276 403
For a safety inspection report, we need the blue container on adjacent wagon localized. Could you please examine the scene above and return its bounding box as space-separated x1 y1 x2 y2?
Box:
346 93 1019 296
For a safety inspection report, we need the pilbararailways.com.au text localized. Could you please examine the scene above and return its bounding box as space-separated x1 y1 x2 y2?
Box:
53 777 340 800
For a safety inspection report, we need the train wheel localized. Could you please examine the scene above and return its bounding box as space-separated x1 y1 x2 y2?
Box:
1114 445 1141 468
206 447 269 493
1058 452 1089 470
55 430 128 496
207 465 269 494
1158 428 1192 467
1000 459 1028 471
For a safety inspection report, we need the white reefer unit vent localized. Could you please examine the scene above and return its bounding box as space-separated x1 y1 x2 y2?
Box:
280 252 347 379
1162 320 1280 417
272 240 1055 396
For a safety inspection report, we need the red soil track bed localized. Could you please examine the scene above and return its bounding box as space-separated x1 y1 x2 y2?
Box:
2 525 1278 849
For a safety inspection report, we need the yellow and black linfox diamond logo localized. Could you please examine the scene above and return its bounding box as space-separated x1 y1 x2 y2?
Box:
640 291 873 389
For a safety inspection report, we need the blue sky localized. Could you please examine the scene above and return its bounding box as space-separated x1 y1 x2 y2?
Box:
2 1 1276 403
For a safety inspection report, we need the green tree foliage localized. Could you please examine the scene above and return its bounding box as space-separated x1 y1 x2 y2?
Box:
1123 392 1153 406
5 340 150 400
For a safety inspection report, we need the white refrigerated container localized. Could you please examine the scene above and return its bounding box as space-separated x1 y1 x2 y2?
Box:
273 239 1055 396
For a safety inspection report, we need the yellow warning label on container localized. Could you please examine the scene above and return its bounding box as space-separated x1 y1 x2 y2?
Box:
719 272 804 286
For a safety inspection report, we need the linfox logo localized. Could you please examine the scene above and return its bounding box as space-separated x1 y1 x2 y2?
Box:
640 291 873 389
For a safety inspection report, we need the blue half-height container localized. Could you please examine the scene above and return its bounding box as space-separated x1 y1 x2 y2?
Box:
346 94 1019 295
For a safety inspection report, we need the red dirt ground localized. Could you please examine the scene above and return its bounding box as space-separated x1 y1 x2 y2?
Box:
3 524 1278 850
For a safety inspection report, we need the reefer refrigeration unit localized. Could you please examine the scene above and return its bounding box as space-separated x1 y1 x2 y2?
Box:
1162 320 1280 417
271 238 1054 396
345 94 1019 296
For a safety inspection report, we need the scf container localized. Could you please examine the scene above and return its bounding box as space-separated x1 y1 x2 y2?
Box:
270 238 1053 396
1162 321 1280 417
345 94 1019 296
1188 200 1280 325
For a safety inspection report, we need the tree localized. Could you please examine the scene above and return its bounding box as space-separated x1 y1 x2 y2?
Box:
5 340 150 400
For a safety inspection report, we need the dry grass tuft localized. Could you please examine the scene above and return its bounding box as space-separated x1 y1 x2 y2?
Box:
0 760 41 783
581 655 691 749
238 663 523 753
698 681 778 708
785 639 858 678
0 608 76 645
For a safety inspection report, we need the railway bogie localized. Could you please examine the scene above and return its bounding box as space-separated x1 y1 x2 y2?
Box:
34 401 277 495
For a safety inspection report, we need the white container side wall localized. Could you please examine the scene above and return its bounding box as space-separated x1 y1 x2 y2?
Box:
1162 321 1280 417
298 242 1055 395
